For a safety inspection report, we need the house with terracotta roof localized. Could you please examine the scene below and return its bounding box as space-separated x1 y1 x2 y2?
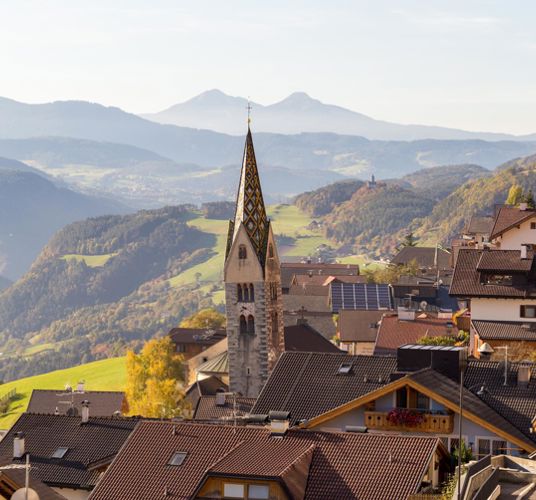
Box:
337 309 385 354
280 262 359 294
0 413 139 499
450 247 536 356
252 348 536 459
168 327 227 360
89 421 449 500
490 205 536 250
373 311 458 356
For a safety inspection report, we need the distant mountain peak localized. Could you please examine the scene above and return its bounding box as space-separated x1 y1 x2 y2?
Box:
184 89 246 106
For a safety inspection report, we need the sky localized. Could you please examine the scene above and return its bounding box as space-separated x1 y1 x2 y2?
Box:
1 0 535 135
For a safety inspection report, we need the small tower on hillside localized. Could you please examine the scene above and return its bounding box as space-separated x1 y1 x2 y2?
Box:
224 127 284 398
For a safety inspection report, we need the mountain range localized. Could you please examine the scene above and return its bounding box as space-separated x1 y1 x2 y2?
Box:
144 89 536 141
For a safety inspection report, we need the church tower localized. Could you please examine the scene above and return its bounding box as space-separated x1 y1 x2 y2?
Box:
224 127 284 397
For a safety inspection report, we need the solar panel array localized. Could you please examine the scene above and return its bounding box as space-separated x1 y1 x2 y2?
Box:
330 283 393 313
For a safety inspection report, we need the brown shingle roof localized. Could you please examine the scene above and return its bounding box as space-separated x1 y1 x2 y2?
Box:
465 215 493 235
450 248 536 297
284 323 341 353
252 352 397 425
490 206 536 240
27 389 126 417
472 320 536 341
89 421 442 500
391 246 451 270
193 395 256 421
0 414 139 490
0 468 67 499
374 315 457 355
338 309 384 342
168 327 226 346
476 249 534 272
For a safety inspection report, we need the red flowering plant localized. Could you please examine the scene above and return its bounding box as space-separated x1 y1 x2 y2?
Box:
386 408 425 427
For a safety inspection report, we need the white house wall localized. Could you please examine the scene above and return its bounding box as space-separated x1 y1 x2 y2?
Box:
471 298 536 322
496 218 536 250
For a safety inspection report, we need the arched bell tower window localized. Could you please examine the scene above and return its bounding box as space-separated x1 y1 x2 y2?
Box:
243 284 249 302
249 284 254 302
240 315 247 334
268 243 274 259
238 245 247 260
237 284 243 302
247 315 255 334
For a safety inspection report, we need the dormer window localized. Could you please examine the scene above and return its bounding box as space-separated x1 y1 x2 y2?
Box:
482 274 512 286
238 245 247 260
52 447 69 459
521 305 536 318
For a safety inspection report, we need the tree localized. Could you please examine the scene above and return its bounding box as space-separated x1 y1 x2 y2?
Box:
180 308 226 329
125 336 187 418
522 189 536 209
506 184 522 205
401 232 417 248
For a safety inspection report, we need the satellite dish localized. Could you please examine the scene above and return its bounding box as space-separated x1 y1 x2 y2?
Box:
419 301 428 311
12 487 40 500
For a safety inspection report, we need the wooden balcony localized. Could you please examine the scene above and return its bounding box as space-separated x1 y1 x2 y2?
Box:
364 409 454 433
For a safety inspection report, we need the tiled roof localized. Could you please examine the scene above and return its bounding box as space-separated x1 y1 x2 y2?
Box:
450 249 536 297
252 352 397 425
391 246 451 270
193 395 256 421
490 206 536 240
338 309 384 342
89 421 442 500
374 315 457 355
465 360 536 445
27 389 126 417
168 327 226 346
408 368 535 449
184 376 228 409
465 215 493 235
0 414 139 490
280 262 359 289
284 323 341 353
472 320 536 341
476 249 534 272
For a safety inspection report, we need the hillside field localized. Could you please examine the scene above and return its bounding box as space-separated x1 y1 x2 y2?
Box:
0 357 126 429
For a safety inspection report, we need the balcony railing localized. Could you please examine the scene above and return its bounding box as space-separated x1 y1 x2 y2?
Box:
364 409 454 433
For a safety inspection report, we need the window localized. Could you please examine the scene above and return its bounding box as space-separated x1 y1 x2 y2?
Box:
271 312 279 347
492 440 507 455
521 305 536 318
338 362 353 374
243 284 250 302
247 315 255 334
240 315 247 334
249 484 270 499
223 483 245 498
168 451 187 466
51 447 69 459
249 284 254 302
237 284 243 302
175 344 186 353
531 222 536 230
416 392 430 410
396 388 408 408
270 282 278 301
477 438 491 458
483 274 512 286
268 244 274 259
238 245 247 260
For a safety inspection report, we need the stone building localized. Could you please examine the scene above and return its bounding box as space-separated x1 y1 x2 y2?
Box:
223 127 284 397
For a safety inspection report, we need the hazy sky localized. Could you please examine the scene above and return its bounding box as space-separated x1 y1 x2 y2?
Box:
1 0 535 134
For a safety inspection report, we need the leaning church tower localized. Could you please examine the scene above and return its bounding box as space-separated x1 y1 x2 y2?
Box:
224 126 284 397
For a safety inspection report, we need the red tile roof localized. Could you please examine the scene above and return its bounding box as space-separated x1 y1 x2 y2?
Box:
89 421 443 500
168 327 226 346
193 395 256 421
284 323 341 353
472 320 536 341
338 310 385 342
374 314 457 355
476 249 534 272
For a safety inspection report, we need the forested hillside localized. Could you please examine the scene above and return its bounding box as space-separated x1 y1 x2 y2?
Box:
0 206 215 381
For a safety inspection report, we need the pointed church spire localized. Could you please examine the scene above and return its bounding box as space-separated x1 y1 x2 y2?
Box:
226 128 269 262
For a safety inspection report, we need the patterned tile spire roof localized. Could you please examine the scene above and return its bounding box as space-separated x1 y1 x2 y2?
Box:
226 127 269 262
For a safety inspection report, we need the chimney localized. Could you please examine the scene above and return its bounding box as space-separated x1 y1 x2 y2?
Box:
81 400 90 424
13 432 25 458
397 307 415 321
268 411 290 436
518 365 531 387
521 245 528 259
215 392 227 406
77 381 85 393
520 202 528 211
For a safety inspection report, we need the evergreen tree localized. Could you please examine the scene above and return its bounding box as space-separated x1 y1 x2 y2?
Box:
506 184 522 205
401 232 417 247
522 189 536 209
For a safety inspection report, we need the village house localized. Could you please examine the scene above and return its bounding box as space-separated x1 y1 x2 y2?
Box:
88 421 449 500
252 347 536 459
